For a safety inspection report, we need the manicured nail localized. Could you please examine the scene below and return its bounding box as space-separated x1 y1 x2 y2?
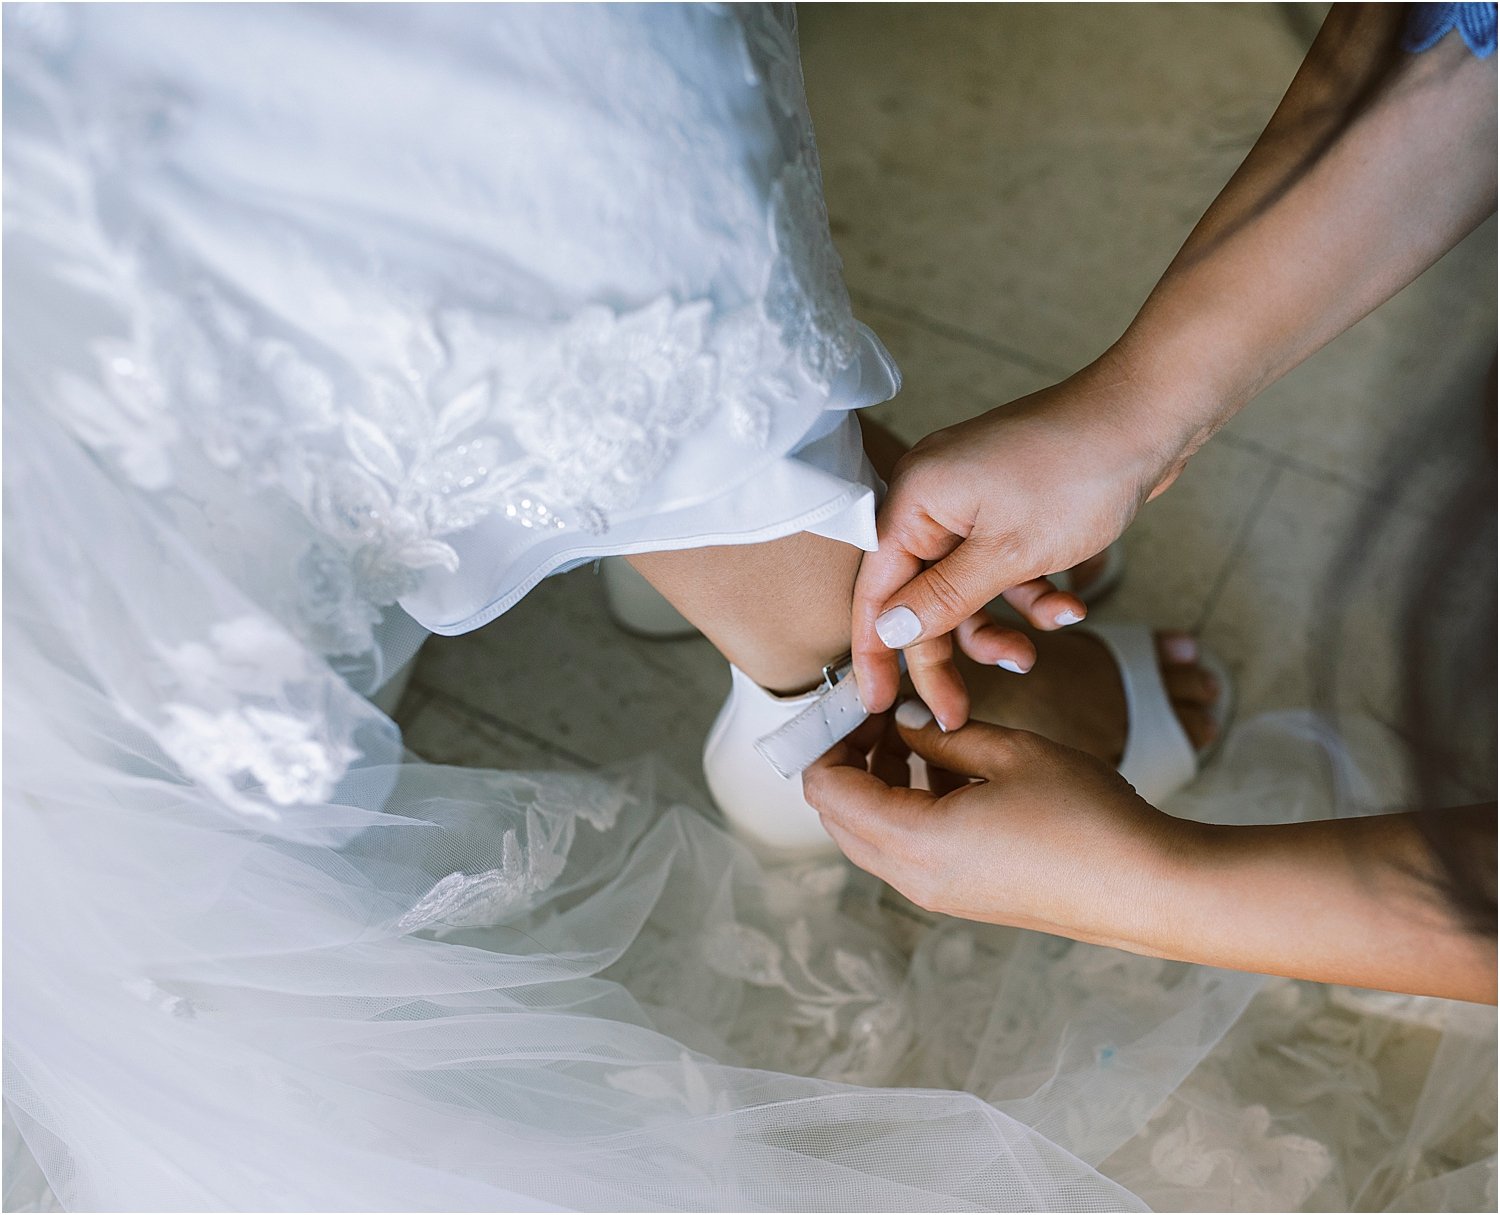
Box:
875 605 922 648
894 699 935 730
1162 634 1198 664
997 658 1030 674
1055 609 1084 627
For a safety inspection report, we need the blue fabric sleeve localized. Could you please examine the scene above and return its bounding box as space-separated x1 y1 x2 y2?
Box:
1402 3 1498 58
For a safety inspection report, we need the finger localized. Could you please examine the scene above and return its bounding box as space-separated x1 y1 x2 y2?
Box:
999 577 1087 632
926 761 972 797
954 610 1038 674
892 698 1021 781
879 708 912 761
869 736 913 788
804 732 874 787
852 538 928 715
843 711 890 757
903 632 971 732
871 537 1012 655
819 814 895 883
802 759 936 843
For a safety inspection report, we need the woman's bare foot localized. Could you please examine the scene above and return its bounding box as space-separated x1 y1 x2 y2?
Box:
955 629 1219 765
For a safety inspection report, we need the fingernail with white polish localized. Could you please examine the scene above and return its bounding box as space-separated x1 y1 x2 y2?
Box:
997 658 1029 674
895 699 935 730
1055 609 1084 626
875 605 922 648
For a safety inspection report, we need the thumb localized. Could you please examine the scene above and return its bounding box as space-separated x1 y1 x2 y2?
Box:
873 540 1012 651
892 699 1019 781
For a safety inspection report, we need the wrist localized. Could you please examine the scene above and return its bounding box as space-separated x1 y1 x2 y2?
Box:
1038 348 1216 507
1097 329 1240 473
1074 809 1223 961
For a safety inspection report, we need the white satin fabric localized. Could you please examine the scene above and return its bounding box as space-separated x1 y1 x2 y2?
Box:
4 5 1494 1212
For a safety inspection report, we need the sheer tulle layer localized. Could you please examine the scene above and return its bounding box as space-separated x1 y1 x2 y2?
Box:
4 4 1494 1210
5 401 1495 1211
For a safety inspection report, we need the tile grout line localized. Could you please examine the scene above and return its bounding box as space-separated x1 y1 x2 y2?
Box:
1191 461 1286 635
391 684 432 725
410 680 601 772
850 288 1074 381
1213 431 1375 498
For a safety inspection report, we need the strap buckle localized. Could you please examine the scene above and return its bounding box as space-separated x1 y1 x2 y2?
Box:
820 650 853 694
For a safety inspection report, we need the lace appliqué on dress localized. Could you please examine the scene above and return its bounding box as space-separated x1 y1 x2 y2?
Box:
397 775 628 936
156 617 360 819
733 5 859 393
17 5 864 670
765 151 859 394
503 298 719 534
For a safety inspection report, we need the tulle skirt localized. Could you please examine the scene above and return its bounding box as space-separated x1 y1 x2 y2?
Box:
4 4 1494 1211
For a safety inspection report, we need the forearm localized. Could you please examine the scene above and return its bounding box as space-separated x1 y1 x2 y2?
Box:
1124 806 1497 1003
1106 6 1497 461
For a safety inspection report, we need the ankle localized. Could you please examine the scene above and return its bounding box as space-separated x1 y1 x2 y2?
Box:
745 647 850 698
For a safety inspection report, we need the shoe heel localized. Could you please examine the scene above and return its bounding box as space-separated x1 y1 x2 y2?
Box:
703 665 841 858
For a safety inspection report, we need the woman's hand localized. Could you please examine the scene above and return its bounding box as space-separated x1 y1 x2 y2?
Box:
852 358 1193 730
803 701 1188 947
804 704 1497 1003
855 7 1497 734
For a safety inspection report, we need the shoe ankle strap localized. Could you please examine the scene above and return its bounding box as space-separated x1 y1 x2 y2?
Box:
753 653 868 779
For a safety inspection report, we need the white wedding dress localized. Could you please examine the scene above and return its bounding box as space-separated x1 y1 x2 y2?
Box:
4 5 1494 1211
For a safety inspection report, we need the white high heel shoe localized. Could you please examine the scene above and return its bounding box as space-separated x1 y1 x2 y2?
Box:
703 656 867 858
702 624 1234 859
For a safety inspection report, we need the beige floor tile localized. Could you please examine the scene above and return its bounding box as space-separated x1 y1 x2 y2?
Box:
1205 462 1493 804
398 690 590 772
405 567 728 796
1197 466 1416 719
802 3 1310 373
1091 441 1282 633
855 298 1058 441
1221 219 1498 492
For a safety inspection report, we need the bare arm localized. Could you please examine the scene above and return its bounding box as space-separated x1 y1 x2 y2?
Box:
1122 3 1499 469
805 714 1496 1004
1148 806 1494 1003
853 7 1498 724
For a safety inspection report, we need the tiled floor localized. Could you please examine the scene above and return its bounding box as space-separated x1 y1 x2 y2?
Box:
395 4 1496 804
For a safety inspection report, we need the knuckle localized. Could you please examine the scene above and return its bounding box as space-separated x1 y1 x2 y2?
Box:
905 643 950 674
901 866 947 916
917 566 973 622
991 727 1042 769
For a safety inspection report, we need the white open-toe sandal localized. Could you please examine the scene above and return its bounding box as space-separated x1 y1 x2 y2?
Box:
1079 622 1234 805
704 623 1232 858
